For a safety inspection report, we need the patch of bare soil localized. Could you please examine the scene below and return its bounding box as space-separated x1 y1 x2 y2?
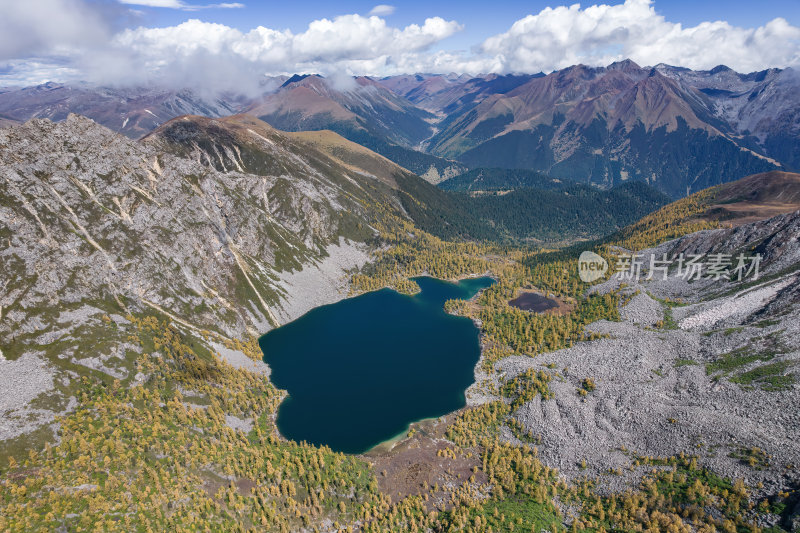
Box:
201 471 258 499
700 170 800 226
364 414 486 510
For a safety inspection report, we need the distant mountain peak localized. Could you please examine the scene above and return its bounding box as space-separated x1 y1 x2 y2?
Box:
2 60 797 200
709 65 733 74
25 81 63 92
280 73 319 87
607 59 642 72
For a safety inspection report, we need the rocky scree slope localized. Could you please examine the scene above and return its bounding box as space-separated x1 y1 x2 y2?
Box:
144 114 489 241
472 210 800 524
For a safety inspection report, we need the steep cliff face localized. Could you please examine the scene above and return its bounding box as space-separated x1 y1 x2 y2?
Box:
1 114 390 333
656 65 800 171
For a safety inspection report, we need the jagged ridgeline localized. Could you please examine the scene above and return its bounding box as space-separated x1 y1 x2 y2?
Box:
1 115 341 338
158 118 669 243
419 62 789 198
3 63 798 200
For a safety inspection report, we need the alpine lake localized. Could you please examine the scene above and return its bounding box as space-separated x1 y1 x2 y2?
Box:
259 276 495 454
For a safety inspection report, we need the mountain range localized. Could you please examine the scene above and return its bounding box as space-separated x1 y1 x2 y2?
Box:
2 108 800 531
0 82 246 138
399 61 792 197
0 61 797 199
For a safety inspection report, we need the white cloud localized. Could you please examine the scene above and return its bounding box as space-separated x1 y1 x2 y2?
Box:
478 0 800 73
1 0 799 91
0 58 82 86
369 5 395 17
327 70 359 91
117 0 244 10
290 15 461 62
72 15 461 94
0 0 111 61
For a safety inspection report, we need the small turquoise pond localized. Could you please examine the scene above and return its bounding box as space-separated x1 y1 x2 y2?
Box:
259 276 494 454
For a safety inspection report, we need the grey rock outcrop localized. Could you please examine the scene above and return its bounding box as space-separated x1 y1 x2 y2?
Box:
0 114 407 440
482 211 800 496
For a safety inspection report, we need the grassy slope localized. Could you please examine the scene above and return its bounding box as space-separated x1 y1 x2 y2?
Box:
611 170 800 250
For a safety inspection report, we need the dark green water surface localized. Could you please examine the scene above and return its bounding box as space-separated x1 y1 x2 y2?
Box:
260 276 494 454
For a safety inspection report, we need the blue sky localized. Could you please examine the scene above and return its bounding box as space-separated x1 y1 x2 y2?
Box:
129 0 800 44
1 0 799 88
132 0 800 27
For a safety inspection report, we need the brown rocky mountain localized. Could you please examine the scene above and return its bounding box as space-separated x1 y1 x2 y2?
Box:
379 72 543 115
420 61 783 197
655 64 800 171
0 62 796 198
245 74 465 181
0 82 248 138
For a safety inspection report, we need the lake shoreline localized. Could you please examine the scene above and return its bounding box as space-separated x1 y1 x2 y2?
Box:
366 273 498 453
260 274 494 454
363 415 440 455
259 268 498 456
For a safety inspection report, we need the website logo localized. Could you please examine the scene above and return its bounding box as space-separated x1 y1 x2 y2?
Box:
578 251 608 282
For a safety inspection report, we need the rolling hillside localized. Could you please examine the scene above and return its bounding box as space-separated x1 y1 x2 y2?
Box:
610 170 800 250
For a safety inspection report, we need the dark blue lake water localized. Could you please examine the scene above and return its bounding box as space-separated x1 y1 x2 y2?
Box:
259 276 494 454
